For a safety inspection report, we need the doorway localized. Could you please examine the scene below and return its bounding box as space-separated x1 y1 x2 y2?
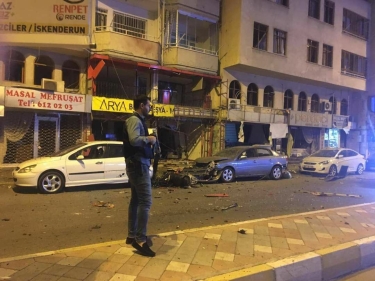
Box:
34 116 60 158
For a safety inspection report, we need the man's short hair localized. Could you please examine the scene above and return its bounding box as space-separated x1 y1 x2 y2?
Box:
133 95 150 109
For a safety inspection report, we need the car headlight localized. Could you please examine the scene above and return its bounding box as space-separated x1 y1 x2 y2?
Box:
319 160 329 165
18 164 37 173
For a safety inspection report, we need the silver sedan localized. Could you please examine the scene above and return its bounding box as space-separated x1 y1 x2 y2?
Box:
194 145 288 183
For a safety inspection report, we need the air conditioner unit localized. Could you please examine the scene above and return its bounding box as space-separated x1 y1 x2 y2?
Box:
228 98 241 110
322 101 332 112
42 79 65 92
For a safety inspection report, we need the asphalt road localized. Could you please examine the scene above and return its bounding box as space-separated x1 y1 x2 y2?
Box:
1 169 375 259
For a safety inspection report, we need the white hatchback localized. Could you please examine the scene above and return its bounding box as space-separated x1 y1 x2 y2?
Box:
299 148 366 176
12 141 153 194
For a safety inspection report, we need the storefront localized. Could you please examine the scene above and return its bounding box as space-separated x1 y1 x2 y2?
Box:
288 111 332 155
0 86 90 164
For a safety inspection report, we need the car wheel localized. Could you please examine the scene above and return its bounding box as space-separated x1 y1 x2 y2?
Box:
38 171 65 194
270 165 282 180
328 165 337 176
356 164 364 175
221 167 235 183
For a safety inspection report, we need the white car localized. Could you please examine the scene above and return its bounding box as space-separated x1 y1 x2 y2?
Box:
299 148 366 176
12 141 153 194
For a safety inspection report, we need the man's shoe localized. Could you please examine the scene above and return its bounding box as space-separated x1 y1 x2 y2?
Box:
131 241 155 257
126 237 135 244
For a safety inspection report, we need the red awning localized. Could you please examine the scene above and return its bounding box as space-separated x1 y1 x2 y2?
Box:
90 54 221 81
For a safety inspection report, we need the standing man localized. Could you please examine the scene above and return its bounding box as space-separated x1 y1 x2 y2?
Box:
123 95 156 257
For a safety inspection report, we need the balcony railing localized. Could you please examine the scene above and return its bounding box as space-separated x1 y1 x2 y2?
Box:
95 25 158 42
228 104 288 124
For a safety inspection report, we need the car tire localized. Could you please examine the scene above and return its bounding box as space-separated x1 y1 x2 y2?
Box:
356 164 364 175
328 165 337 176
38 171 65 194
220 167 235 183
270 165 282 180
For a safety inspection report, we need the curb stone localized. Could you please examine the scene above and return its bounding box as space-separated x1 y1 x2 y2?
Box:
207 236 375 281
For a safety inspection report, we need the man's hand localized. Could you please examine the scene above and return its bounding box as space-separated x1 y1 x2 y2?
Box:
147 136 157 145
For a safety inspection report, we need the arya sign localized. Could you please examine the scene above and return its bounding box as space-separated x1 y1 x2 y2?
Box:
5 87 86 112
289 110 332 128
92 97 134 113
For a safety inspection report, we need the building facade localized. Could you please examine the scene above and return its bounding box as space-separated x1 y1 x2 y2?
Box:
217 0 372 156
89 0 221 159
0 0 93 164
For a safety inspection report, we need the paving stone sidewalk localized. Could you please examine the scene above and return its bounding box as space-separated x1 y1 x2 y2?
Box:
1 203 375 281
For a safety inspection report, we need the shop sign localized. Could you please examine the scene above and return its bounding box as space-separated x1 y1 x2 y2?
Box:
92 96 133 113
332 115 349 129
289 111 332 128
0 0 90 35
151 104 175 117
5 87 86 112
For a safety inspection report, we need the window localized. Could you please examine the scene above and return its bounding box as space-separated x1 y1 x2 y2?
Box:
347 150 358 157
324 0 335 25
308 0 320 19
263 86 274 108
273 29 287 55
113 12 146 38
247 83 258 106
311 94 320 112
107 145 123 158
298 92 307 111
329 96 337 114
240 149 256 158
340 99 348 115
341 50 367 78
253 22 268 50
307 39 319 63
343 9 369 39
4 50 24 83
95 8 107 31
256 148 272 157
284 89 294 109
62 60 80 90
322 44 333 67
68 145 107 160
229 80 241 99
34 56 54 85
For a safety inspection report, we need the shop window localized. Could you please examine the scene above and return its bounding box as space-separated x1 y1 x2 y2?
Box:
263 86 274 108
229 80 241 99
308 0 320 19
253 22 268 50
62 60 80 90
329 96 337 114
311 94 320 112
340 99 348 115
34 55 54 85
284 89 294 109
307 39 319 63
247 83 258 106
4 50 25 83
369 96 375 113
298 92 307 111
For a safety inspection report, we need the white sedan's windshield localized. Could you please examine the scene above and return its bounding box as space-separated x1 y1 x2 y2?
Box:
311 150 339 158
50 143 88 157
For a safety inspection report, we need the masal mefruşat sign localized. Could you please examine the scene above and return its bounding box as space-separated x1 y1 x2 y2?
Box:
5 87 86 112
0 0 90 35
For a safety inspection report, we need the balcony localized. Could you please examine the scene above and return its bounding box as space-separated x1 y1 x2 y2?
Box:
228 105 287 124
94 27 160 64
163 47 218 75
174 105 217 119
289 110 333 128
96 81 147 100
